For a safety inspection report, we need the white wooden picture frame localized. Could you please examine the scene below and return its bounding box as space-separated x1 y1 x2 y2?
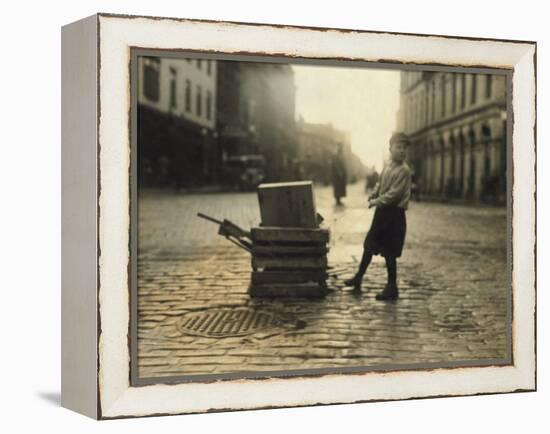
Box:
61 13 536 419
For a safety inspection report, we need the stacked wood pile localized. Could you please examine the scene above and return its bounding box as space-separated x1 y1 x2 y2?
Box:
249 181 330 298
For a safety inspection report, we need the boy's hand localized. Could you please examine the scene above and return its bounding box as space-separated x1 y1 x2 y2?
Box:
368 198 377 208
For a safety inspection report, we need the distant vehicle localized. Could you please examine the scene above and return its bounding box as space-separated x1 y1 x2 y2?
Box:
222 154 266 191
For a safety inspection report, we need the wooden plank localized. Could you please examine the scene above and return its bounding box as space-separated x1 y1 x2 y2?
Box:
249 282 328 298
251 270 327 284
252 256 327 269
257 181 317 228
251 227 330 243
251 245 328 256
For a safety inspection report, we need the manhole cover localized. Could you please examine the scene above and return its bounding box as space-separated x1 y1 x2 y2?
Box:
177 307 288 338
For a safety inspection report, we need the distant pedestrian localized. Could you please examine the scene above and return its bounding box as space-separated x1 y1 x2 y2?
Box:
344 132 412 301
331 143 347 206
365 168 380 192
291 158 306 181
411 171 421 201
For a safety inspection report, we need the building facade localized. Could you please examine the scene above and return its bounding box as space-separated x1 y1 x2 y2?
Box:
217 60 297 183
296 119 365 185
137 56 218 188
396 71 507 203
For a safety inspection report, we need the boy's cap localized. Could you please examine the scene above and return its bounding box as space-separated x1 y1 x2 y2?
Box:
390 132 410 146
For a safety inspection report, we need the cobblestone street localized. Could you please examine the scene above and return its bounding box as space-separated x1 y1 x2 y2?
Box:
137 182 509 379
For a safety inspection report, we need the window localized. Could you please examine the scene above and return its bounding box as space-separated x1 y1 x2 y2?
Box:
424 85 429 125
460 74 466 109
418 93 422 129
451 74 456 113
169 68 177 109
441 75 446 117
485 74 493 99
197 59 202 69
411 95 418 130
170 79 177 109
431 81 436 121
196 85 202 117
482 126 491 177
206 91 212 120
410 95 414 130
471 74 477 105
185 80 191 112
142 57 160 102
207 60 212 76
482 124 491 141
415 93 422 128
405 96 410 131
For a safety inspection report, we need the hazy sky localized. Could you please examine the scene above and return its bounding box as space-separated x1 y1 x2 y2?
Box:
293 65 401 171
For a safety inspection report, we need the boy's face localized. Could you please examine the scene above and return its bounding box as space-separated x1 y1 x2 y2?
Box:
390 140 407 163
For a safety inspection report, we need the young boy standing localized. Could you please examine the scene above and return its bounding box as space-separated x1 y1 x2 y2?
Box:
344 132 412 301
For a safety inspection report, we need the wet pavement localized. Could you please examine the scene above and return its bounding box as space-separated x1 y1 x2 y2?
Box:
137 182 509 379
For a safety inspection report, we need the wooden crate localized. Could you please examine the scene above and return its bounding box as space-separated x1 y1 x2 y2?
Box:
252 256 327 269
248 225 329 298
251 245 328 256
251 270 327 284
249 282 328 298
251 227 329 243
257 181 317 228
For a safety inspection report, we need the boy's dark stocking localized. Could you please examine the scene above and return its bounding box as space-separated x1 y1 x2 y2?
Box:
344 250 372 291
358 250 373 278
385 256 397 288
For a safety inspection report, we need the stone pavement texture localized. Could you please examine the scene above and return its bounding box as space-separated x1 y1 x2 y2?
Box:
137 183 509 379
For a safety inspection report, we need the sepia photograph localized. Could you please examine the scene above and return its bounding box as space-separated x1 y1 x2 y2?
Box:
131 51 511 383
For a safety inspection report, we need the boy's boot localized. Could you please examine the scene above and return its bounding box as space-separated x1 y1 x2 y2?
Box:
343 275 363 292
375 284 398 301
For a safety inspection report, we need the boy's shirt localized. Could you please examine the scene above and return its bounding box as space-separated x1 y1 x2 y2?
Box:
370 161 412 209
